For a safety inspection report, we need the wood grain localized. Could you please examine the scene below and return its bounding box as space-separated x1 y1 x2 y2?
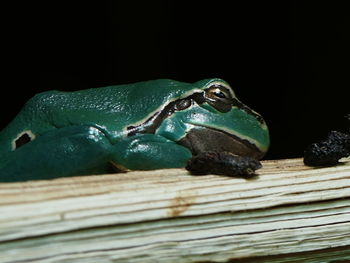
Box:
0 158 350 263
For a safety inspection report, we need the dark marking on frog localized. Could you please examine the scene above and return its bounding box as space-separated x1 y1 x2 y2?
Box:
14 132 32 149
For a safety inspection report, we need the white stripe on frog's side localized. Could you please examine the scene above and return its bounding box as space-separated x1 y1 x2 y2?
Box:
12 130 36 150
123 89 204 137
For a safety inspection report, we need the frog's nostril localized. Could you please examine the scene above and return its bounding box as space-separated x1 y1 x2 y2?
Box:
256 115 265 125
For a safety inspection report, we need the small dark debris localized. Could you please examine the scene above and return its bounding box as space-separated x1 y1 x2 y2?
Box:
304 115 350 167
186 151 262 178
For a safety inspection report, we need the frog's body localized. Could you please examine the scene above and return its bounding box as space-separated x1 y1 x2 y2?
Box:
0 79 269 182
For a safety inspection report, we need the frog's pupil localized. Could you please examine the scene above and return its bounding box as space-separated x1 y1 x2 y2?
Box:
214 91 226 99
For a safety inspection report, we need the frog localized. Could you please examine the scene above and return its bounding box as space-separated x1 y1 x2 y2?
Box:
0 78 270 182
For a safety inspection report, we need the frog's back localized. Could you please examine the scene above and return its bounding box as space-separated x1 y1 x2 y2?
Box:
0 79 194 153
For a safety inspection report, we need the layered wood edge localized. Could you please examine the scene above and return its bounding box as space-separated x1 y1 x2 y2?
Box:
0 158 349 263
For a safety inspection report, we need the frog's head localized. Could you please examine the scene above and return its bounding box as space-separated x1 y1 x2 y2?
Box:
166 79 269 159
127 78 270 160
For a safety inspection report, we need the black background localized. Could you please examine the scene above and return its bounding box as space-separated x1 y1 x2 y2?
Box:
2 1 350 159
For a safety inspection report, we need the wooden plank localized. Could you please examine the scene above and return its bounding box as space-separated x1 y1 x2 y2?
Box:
0 158 349 263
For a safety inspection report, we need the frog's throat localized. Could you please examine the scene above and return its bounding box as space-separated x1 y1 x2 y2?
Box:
177 127 265 160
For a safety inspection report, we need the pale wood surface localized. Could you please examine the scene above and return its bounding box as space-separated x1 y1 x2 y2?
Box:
0 158 350 263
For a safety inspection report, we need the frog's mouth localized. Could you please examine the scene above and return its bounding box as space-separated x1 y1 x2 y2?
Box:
177 127 265 160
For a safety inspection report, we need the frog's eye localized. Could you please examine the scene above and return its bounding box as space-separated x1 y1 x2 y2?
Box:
205 84 234 112
206 85 233 100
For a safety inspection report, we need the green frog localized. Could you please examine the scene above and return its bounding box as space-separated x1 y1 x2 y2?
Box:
0 78 270 181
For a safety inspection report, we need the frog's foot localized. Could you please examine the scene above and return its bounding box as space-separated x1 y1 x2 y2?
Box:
304 130 350 167
186 151 262 178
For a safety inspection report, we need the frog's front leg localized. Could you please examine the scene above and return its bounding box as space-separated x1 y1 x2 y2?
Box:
0 126 114 182
111 134 192 170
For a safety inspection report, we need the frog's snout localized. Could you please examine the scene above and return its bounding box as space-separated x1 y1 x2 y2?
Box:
232 98 266 125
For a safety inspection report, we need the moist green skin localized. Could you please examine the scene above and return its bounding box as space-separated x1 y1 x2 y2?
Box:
0 78 270 182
